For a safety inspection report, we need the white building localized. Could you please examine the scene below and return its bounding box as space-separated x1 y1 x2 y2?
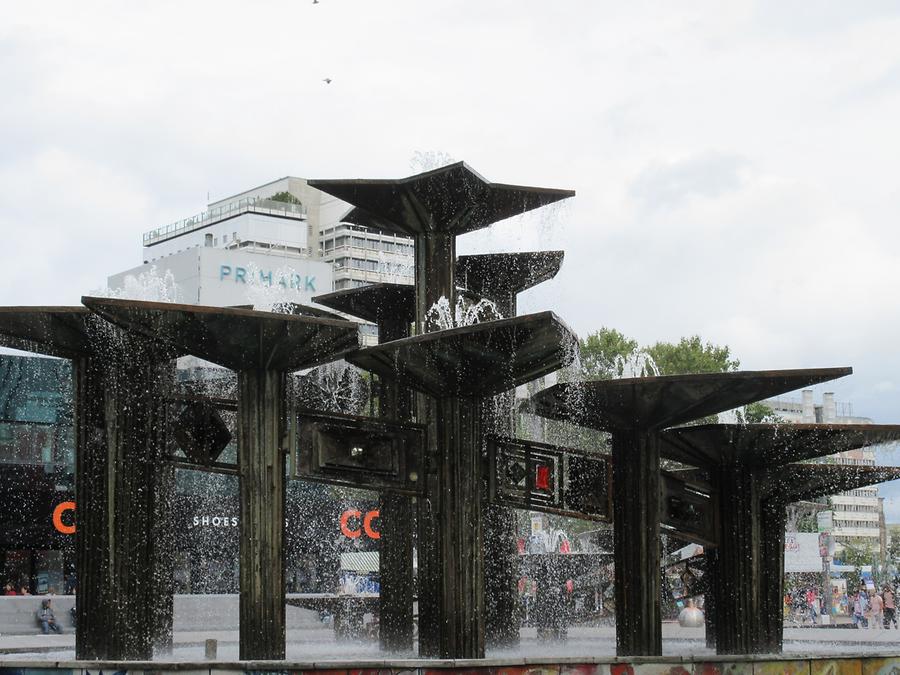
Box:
319 222 415 291
110 177 414 341
765 390 885 556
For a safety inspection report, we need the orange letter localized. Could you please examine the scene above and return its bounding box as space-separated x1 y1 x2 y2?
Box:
363 510 380 540
340 509 362 538
53 501 76 535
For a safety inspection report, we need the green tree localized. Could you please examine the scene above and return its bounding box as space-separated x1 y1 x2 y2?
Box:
795 512 819 532
838 543 877 592
579 328 638 380
888 526 900 565
579 330 740 379
646 335 740 375
742 401 779 423
579 328 764 426
269 191 302 205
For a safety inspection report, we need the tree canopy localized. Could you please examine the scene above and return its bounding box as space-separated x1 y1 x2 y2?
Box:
646 335 740 375
577 327 780 422
579 328 739 379
269 191 302 205
578 328 638 380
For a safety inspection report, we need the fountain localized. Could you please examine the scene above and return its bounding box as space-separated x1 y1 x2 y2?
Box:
79 297 360 660
1 162 900 673
660 423 900 654
310 282 419 653
310 162 575 658
530 369 866 654
0 307 182 659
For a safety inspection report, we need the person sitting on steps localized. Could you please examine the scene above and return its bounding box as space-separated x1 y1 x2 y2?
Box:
37 598 63 634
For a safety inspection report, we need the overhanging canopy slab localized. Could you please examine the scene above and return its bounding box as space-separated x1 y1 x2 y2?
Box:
228 302 345 320
82 296 359 372
310 162 574 238
456 251 565 301
313 283 484 325
346 311 576 398
272 302 347 320
661 423 900 469
314 283 416 325
529 367 852 431
0 307 97 358
765 464 900 503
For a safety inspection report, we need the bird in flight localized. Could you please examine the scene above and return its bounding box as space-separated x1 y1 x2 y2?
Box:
323 78 332 84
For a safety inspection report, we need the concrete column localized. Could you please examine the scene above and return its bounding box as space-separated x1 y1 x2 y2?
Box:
152 458 176 654
238 368 286 660
483 294 521 650
418 397 485 658
801 390 815 423
105 347 173 660
483 389 520 649
414 230 487 658
823 392 836 423
413 231 455 657
378 318 416 654
379 493 415 652
414 233 455 333
74 356 112 660
483 502 520 647
758 502 788 654
710 466 760 654
611 429 661 656
704 548 718 650
73 342 174 661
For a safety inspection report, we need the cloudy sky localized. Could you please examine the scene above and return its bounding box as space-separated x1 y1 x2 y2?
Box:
4 3 900 509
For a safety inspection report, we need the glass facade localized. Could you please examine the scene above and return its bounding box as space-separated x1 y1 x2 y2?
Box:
0 355 379 598
0 354 75 595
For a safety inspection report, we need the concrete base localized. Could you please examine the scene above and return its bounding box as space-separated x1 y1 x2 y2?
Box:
4 653 900 674
0 595 321 636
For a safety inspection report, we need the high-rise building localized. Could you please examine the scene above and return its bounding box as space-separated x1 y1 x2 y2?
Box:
110 177 414 343
765 390 885 556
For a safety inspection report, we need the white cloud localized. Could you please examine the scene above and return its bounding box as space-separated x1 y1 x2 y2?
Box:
2 0 900 427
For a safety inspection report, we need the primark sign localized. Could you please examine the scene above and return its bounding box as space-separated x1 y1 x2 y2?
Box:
219 264 317 292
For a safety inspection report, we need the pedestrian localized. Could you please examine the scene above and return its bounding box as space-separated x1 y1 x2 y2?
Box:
884 585 897 629
18 585 30 595
3 582 15 595
806 587 819 624
37 598 63 634
870 590 884 630
853 592 869 628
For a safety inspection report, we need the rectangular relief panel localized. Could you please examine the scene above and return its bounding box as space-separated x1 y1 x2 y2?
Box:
488 436 612 522
659 471 718 547
293 410 425 496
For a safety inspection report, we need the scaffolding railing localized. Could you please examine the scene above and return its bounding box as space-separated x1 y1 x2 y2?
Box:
143 197 307 246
